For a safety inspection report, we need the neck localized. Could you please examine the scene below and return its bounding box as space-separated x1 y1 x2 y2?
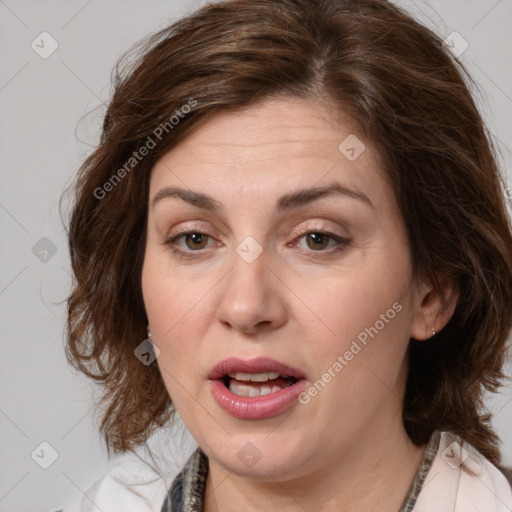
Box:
204 419 428 512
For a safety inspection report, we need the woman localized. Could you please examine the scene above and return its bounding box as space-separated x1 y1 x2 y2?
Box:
63 0 512 510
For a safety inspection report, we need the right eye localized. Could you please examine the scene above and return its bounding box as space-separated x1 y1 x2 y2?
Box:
165 231 217 257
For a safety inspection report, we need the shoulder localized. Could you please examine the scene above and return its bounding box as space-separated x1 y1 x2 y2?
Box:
414 431 512 512
84 451 174 512
54 450 175 512
54 430 198 512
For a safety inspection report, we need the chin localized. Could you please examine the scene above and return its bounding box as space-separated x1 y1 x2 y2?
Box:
207 435 308 480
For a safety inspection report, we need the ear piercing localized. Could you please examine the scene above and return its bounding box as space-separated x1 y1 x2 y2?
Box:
431 328 436 337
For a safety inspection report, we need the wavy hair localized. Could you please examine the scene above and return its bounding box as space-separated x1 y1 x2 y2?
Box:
62 0 512 469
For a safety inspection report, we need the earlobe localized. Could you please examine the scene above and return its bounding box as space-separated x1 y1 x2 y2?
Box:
410 274 459 341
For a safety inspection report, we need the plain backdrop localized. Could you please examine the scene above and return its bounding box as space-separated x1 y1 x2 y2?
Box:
1 1 511 511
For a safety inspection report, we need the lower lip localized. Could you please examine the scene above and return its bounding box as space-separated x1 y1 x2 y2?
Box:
209 378 307 420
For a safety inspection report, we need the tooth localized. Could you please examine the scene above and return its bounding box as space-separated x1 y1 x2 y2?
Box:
228 380 286 397
229 372 252 380
228 380 245 396
227 371 281 382
229 380 255 397
248 387 260 397
228 380 248 396
250 372 276 382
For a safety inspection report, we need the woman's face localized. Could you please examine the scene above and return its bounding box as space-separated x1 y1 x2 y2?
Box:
142 97 427 480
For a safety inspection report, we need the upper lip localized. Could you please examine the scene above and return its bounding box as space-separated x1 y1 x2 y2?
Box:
208 357 306 380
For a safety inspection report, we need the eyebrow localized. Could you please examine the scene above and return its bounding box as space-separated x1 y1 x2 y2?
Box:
151 181 374 213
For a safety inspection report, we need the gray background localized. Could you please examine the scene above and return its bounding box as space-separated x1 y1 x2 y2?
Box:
0 1 511 511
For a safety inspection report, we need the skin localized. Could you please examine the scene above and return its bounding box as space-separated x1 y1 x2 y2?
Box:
141 96 458 512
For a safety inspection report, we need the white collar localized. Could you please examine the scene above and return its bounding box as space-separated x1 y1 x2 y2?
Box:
414 431 512 512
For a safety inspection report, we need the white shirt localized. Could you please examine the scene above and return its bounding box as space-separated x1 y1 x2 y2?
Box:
56 431 512 512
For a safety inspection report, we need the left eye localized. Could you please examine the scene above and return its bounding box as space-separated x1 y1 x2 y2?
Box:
296 231 344 251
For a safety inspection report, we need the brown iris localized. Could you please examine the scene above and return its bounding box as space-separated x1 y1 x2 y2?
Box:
184 233 208 250
305 232 330 250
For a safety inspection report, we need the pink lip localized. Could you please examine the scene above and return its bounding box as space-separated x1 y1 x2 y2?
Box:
207 357 307 420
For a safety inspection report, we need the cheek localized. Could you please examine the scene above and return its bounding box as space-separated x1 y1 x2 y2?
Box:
302 262 409 341
142 255 199 374
298 253 412 384
142 248 210 333
304 283 411 427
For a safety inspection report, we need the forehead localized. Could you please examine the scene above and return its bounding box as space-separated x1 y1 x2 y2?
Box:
149 97 389 211
158 97 358 161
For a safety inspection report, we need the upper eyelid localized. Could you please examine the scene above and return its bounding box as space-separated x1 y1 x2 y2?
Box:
167 222 347 241
166 217 350 237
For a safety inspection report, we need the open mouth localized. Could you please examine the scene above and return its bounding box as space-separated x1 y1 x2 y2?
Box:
221 372 299 397
209 359 308 419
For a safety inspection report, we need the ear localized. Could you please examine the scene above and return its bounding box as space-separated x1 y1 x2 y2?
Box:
410 273 459 340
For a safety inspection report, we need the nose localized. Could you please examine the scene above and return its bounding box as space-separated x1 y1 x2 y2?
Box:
215 242 288 335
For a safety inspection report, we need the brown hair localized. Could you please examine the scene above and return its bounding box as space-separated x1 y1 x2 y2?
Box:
62 0 512 468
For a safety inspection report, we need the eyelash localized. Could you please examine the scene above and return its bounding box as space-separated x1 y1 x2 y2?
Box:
164 227 351 259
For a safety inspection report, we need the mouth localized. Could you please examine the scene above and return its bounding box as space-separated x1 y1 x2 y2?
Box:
208 357 308 420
